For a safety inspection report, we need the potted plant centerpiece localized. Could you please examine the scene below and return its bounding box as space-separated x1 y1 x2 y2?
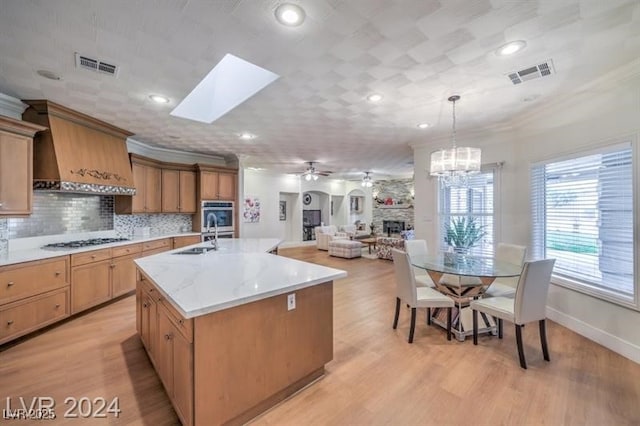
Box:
444 217 487 256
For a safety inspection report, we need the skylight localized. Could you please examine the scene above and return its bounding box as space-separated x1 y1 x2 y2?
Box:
170 54 279 123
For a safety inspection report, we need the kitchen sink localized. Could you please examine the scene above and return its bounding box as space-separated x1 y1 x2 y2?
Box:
174 246 218 255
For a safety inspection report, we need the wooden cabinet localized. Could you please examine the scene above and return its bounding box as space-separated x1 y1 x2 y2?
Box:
200 170 236 201
116 162 161 214
138 283 157 360
0 116 45 216
0 257 68 305
162 169 196 213
0 256 70 345
0 288 68 344
71 256 111 314
111 243 142 298
154 297 194 426
172 235 201 249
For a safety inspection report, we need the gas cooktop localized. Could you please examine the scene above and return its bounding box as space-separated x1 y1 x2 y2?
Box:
42 237 130 250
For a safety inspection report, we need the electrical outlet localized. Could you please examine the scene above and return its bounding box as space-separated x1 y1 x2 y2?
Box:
287 293 296 311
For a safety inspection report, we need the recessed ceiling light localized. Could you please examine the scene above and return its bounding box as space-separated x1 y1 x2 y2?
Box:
239 132 256 140
496 40 527 56
367 93 383 102
36 69 62 81
417 123 430 129
149 94 170 104
274 3 306 26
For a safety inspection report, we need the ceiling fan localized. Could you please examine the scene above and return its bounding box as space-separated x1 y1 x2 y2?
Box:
300 161 332 181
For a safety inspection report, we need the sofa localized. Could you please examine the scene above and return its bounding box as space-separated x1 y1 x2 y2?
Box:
375 237 405 260
315 225 348 250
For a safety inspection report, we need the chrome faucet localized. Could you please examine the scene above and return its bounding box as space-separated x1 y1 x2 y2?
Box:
206 212 219 250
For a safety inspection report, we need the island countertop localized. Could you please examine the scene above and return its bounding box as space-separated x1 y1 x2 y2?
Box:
134 238 347 319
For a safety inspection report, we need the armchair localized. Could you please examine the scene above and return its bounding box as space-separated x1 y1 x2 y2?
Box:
340 225 370 240
315 225 348 250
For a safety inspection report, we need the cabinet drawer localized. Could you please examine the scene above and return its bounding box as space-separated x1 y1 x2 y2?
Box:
71 248 112 267
0 288 69 344
143 238 171 252
112 243 142 258
160 299 193 343
0 257 68 305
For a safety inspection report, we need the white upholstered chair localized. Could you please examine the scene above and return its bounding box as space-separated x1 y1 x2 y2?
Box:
403 239 435 287
471 258 556 369
315 225 348 250
484 243 527 298
391 249 454 343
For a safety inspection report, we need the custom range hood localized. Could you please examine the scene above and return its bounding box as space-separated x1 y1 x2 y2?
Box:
22 100 136 195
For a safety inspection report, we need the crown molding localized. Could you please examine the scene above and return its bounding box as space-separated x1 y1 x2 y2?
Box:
0 93 28 120
126 138 230 166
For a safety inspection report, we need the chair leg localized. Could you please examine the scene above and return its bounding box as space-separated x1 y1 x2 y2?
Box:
427 307 431 325
539 319 550 362
408 307 417 343
447 307 452 341
472 309 478 345
498 319 503 339
515 324 527 369
393 297 401 329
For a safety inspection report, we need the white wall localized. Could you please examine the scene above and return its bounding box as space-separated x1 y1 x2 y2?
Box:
242 170 301 242
412 67 640 362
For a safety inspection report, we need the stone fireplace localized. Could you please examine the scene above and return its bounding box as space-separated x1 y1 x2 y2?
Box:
383 220 406 235
371 178 414 236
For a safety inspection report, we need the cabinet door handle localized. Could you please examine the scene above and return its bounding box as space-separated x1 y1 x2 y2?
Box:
55 271 61 276
91 255 96 259
178 319 184 325
55 304 60 309
142 303 149 308
7 281 14 287
7 320 13 325
164 333 173 341
110 264 116 268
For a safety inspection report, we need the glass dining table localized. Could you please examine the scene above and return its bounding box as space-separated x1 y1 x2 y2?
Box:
410 253 523 341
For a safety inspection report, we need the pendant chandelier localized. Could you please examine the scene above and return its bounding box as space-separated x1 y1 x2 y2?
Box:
429 95 481 187
361 172 373 187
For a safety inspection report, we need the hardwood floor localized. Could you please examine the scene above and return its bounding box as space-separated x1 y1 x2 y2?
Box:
1 246 639 425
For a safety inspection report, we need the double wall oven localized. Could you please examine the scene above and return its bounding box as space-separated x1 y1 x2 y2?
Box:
201 201 234 242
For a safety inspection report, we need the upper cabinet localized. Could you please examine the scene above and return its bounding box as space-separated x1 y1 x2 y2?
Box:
198 168 237 201
161 169 196 214
115 155 161 214
0 116 45 216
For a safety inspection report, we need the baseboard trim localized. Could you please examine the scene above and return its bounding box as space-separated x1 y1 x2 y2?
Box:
546 306 640 364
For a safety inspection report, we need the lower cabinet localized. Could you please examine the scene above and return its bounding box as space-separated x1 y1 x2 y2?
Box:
138 277 193 426
172 235 201 249
111 252 140 298
0 288 69 344
71 259 111 314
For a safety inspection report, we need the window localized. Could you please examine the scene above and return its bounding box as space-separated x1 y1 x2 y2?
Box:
438 169 496 257
531 143 635 304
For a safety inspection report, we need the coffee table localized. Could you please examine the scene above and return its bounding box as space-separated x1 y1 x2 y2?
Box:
360 237 377 254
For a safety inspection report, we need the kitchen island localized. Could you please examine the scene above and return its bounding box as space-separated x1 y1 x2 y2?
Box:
134 238 347 426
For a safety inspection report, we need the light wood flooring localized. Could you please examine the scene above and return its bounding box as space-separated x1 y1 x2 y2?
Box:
1 246 639 425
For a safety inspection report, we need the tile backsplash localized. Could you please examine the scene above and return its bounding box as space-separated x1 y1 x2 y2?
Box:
4 192 192 241
8 193 113 238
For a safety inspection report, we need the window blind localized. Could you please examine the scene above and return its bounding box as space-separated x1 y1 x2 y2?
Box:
531 144 634 299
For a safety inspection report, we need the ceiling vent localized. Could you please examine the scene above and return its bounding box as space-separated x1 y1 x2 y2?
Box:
507 59 555 85
75 53 119 77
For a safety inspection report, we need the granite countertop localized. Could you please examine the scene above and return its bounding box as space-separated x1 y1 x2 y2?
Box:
135 238 347 319
0 232 202 267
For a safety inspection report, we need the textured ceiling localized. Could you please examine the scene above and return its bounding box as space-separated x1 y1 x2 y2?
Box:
0 0 638 179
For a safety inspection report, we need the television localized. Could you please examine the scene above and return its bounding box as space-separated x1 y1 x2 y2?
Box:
303 210 321 226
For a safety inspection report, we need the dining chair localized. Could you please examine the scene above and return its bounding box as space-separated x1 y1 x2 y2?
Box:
404 239 435 287
470 258 556 369
484 243 527 298
391 249 454 343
